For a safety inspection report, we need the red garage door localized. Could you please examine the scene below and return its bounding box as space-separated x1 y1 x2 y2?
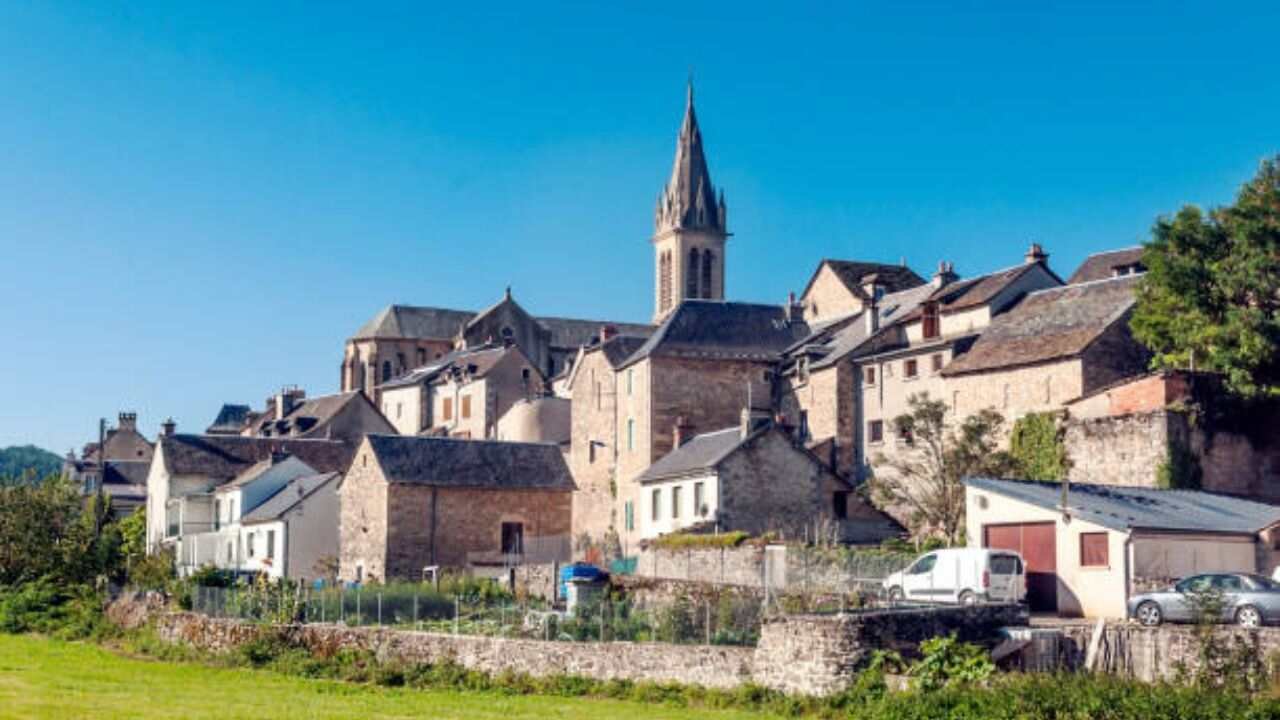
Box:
983 523 1057 612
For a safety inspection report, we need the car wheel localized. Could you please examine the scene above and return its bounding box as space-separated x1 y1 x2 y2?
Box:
958 590 978 607
887 586 904 603
1135 601 1162 627
1236 605 1262 629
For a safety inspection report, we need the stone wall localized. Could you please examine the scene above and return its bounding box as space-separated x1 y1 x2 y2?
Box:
567 348 619 552
634 544 767 586
632 543 912 596
153 611 755 690
753 604 1027 696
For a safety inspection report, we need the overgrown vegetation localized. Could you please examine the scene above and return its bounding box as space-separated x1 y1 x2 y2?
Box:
1009 412 1072 481
1157 436 1204 489
650 531 752 551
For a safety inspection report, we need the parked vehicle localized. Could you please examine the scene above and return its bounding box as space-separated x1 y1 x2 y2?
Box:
880 548 1026 606
1128 573 1280 628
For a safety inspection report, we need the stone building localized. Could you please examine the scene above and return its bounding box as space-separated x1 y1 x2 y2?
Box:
495 396 571 445
145 433 353 554
635 414 902 544
651 83 728 324
941 273 1150 421
799 259 926 326
339 435 574 581
342 290 650 401
1066 246 1145 284
612 301 810 551
63 411 161 514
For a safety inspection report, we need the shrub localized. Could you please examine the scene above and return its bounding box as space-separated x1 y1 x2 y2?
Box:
908 634 994 691
0 577 111 640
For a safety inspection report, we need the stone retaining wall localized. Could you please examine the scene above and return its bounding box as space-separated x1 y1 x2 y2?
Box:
1055 622 1280 682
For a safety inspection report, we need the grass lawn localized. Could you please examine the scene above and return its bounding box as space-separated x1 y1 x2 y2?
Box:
0 635 780 720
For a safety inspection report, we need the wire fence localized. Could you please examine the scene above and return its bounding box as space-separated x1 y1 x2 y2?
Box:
188 582 766 646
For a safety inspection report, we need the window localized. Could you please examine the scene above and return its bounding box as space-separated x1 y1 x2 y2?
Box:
931 353 944 373
588 440 596 464
1080 533 1109 567
990 555 1022 575
897 423 914 446
868 420 884 444
693 482 705 516
381 361 392 382
624 501 634 531
922 303 940 339
832 491 849 520
417 348 426 366
226 542 234 563
396 403 402 420
908 554 937 575
672 486 682 519
461 395 471 419
651 489 661 521
687 248 700 298
799 410 809 441
501 522 524 555
214 500 221 531
627 369 634 396
247 532 256 558
627 418 635 452
904 359 918 379
1213 574 1245 592
355 565 364 583
864 367 876 385
442 397 453 421
701 250 714 299
267 530 276 560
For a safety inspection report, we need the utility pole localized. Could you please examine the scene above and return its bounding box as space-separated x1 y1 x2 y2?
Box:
94 417 107 537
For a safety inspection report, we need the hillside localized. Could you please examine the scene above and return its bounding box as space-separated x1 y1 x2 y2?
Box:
0 445 64 483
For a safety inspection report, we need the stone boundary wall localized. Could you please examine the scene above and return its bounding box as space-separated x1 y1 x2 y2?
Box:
145 602 1025 697
633 544 912 596
634 544 766 586
1054 622 1280 683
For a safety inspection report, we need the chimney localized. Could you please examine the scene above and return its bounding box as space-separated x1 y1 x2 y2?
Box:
784 292 803 323
161 418 176 437
118 412 137 432
274 386 305 419
1024 243 1048 265
270 447 289 465
862 274 882 335
932 261 957 289
673 416 694 448
740 407 773 439
599 324 618 344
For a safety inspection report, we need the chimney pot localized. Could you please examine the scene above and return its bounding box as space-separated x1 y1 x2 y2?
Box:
161 418 176 437
1024 243 1048 265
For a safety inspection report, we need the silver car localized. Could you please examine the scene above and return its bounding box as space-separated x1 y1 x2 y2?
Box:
1128 573 1280 628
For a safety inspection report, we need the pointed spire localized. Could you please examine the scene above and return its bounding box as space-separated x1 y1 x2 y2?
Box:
654 80 726 235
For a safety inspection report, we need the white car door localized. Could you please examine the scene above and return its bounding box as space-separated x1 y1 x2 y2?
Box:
902 553 939 600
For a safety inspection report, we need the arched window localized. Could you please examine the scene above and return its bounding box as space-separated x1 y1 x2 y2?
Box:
381 361 392 383
701 250 714 299
659 251 672 312
686 248 700 298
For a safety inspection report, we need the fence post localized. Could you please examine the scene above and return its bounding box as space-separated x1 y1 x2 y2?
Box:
356 589 362 626
340 587 345 624
378 593 382 627
600 601 605 643
413 593 419 631
320 588 325 624
454 596 459 635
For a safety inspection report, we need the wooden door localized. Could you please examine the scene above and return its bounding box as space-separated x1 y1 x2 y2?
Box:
983 522 1057 612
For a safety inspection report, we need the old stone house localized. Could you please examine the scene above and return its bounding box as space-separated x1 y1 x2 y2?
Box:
241 388 395 444
799 259 926 326
145 433 353 556
636 414 903 544
339 435 574 581
941 273 1150 422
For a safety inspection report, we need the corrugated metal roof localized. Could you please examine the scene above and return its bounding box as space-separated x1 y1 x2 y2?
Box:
966 477 1280 534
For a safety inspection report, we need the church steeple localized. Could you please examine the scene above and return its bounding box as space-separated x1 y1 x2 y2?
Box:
654 81 727 235
652 82 729 323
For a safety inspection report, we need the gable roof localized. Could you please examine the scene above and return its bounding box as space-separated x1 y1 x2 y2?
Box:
807 282 940 370
909 261 1062 320
206 404 252 434
967 477 1280 535
942 274 1140 376
637 427 747 483
621 300 810 367
801 259 926 301
242 472 340 524
364 435 574 491
159 434 353 480
252 391 379 438
1067 247 1146 285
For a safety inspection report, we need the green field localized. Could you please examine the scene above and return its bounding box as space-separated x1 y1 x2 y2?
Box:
0 635 777 720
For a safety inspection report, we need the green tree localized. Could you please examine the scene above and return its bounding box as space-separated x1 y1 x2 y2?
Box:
1009 412 1071 481
0 475 118 585
0 446 63 485
1131 157 1280 398
869 393 1020 545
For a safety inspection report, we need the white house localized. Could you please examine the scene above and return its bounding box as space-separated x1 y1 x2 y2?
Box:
965 477 1280 618
237 471 341 580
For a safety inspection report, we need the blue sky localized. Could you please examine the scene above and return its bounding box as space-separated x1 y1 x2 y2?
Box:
2 3 1278 453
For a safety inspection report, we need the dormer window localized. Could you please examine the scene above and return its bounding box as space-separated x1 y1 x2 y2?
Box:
922 303 940 339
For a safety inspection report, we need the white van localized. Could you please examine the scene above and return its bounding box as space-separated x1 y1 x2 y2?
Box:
881 548 1026 606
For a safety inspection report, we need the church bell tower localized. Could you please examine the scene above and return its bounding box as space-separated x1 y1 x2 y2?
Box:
652 82 728 323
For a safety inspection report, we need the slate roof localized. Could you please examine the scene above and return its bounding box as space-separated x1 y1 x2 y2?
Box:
655 83 726 234
942 274 1140 376
242 472 340 524
538 317 654 349
353 305 476 340
364 435 575 491
637 427 747 483
159 434 353 480
902 262 1060 323
253 391 378 438
206 404 252 434
801 259 926 301
967 477 1280 535
1068 247 1146 285
809 282 939 369
598 335 650 368
621 301 810 367
103 460 150 486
